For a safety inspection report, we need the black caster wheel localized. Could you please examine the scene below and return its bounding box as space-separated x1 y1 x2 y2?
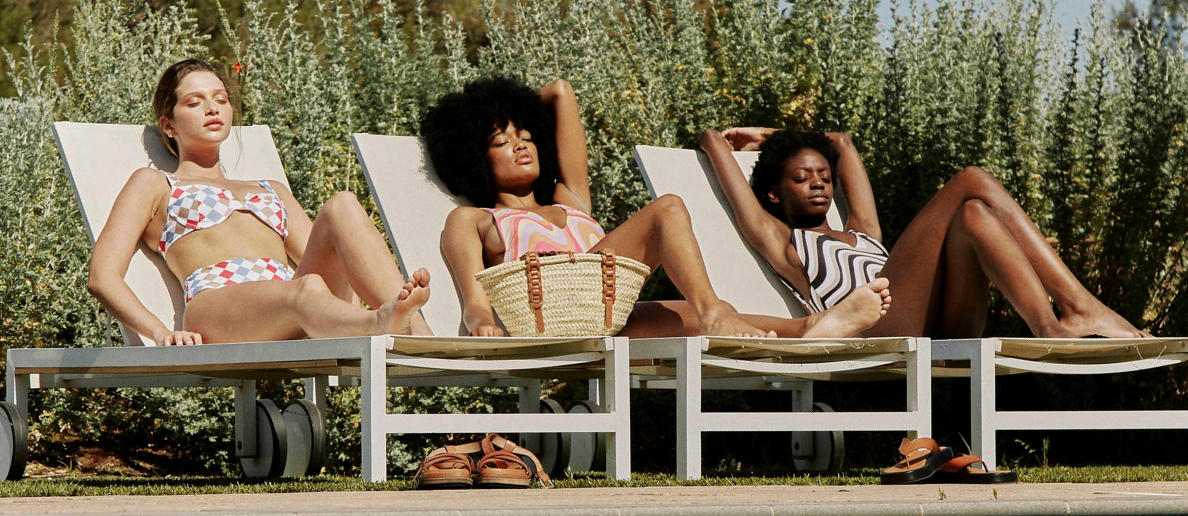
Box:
792 402 844 472
239 399 288 478
536 398 571 478
565 400 607 472
0 402 27 481
282 400 327 477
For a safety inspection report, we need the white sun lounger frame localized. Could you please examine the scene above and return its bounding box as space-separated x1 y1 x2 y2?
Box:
1 122 630 482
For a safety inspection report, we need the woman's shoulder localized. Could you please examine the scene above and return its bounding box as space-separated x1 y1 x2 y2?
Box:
446 205 494 224
125 167 171 190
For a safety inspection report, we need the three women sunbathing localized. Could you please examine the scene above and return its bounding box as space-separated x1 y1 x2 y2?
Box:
88 60 1146 344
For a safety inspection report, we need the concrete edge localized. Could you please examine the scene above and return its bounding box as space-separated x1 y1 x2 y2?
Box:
175 498 1188 516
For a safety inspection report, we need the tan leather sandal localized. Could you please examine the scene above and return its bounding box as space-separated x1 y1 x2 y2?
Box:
413 441 483 490
879 437 955 485
475 434 554 489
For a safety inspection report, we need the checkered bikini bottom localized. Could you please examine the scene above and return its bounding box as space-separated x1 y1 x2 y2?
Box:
184 257 295 303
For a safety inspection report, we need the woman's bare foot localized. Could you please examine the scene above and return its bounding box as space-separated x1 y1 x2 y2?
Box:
1058 302 1152 338
699 301 777 338
802 278 892 338
377 268 431 335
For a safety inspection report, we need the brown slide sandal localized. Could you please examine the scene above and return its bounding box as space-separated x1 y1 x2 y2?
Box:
414 441 483 490
475 434 554 489
931 454 1018 484
879 437 955 485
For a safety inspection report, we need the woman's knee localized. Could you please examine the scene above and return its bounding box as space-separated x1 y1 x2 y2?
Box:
949 166 1005 195
954 199 993 229
295 273 332 298
650 193 689 216
320 191 366 221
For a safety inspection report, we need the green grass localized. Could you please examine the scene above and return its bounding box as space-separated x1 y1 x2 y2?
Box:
2 466 1187 497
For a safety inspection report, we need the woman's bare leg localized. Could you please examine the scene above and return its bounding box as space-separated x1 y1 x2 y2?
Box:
867 166 1142 338
619 279 891 338
183 273 429 344
298 191 433 335
598 195 888 337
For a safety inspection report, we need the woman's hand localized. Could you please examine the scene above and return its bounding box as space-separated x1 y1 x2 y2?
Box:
469 323 506 337
155 330 204 346
722 127 777 151
699 128 729 152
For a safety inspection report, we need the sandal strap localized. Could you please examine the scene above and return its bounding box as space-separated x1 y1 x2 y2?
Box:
481 433 554 487
940 454 989 473
413 452 475 482
897 437 941 457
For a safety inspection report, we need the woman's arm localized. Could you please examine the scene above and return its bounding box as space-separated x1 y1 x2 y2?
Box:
442 208 504 336
270 181 314 265
823 133 881 242
699 129 792 266
539 79 592 214
88 168 201 345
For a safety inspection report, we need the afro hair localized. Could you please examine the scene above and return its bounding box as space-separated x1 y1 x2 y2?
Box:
418 76 560 208
749 130 840 220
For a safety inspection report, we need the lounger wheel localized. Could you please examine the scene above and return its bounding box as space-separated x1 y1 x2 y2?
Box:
537 398 571 478
0 402 27 481
792 402 844 472
282 400 326 477
564 400 606 473
239 400 288 478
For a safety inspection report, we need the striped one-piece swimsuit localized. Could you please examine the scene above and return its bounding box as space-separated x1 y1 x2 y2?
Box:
482 204 606 263
788 227 889 314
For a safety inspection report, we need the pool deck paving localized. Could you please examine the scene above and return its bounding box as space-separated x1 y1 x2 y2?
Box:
2 481 1188 515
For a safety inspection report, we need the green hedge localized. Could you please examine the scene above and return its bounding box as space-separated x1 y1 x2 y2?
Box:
1 0 1186 475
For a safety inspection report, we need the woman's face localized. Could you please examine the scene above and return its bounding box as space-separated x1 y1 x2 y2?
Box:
486 121 539 191
160 70 232 154
771 148 833 219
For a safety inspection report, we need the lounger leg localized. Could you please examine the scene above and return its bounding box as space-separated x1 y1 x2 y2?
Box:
676 337 703 480
303 376 329 407
789 382 814 459
361 335 388 482
234 380 258 458
518 380 541 452
907 337 933 438
971 339 997 470
4 360 27 417
605 337 631 480
588 378 603 405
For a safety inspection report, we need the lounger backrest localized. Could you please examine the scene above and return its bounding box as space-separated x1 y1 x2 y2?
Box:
352 134 468 336
634 145 848 318
53 122 288 346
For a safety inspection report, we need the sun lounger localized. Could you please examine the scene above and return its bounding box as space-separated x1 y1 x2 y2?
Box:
633 145 930 479
351 133 631 479
0 122 630 482
636 144 1188 472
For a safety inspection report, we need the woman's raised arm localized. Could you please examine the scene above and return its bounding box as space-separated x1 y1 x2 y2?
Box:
539 78 592 214
699 128 792 266
823 132 881 242
442 208 504 337
88 168 200 345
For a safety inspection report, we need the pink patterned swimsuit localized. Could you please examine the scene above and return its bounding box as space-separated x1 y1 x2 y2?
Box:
483 204 606 263
157 171 294 303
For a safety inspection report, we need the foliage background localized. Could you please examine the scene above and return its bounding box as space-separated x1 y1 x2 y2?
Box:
0 0 1186 476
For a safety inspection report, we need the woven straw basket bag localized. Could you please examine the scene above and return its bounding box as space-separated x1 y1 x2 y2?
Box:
475 250 651 337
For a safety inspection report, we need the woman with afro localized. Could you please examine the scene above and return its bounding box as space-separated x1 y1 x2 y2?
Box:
420 77 891 338
699 127 1150 339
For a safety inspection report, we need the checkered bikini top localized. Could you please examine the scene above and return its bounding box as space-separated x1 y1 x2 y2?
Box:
157 171 289 257
482 204 606 263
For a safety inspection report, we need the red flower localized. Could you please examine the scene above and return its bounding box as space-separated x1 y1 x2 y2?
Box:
232 62 245 73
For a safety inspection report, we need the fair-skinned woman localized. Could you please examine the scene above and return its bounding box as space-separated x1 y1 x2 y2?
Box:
420 77 892 339
88 59 431 345
700 127 1151 339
